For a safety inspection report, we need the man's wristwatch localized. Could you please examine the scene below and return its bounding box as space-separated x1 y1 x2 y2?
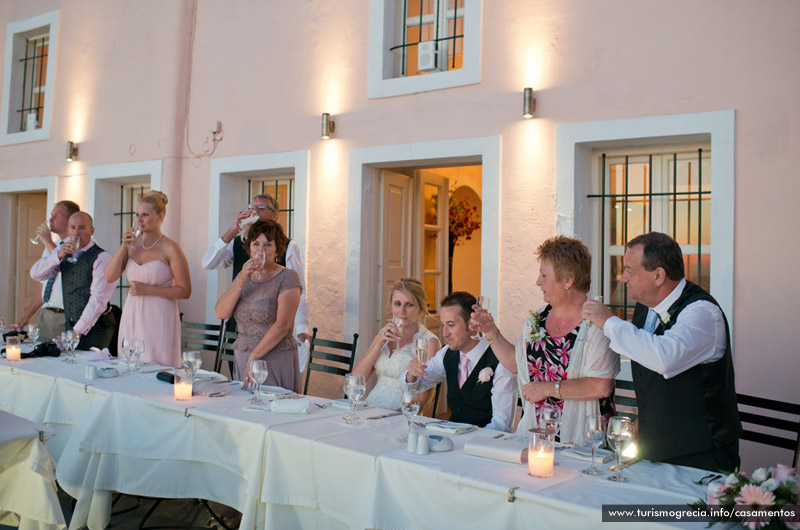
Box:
554 381 563 400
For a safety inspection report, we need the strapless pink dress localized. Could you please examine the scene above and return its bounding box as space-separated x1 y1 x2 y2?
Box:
117 260 181 367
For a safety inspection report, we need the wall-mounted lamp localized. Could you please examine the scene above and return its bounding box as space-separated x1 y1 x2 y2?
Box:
522 87 536 119
66 141 78 162
321 113 335 139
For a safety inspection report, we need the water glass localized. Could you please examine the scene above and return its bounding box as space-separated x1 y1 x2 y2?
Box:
27 324 40 346
607 416 633 482
182 351 202 381
248 360 268 405
399 390 421 441
582 414 606 476
343 373 366 425
132 339 145 372
121 337 135 372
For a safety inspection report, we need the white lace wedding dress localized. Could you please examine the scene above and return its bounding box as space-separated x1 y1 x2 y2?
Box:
364 325 438 410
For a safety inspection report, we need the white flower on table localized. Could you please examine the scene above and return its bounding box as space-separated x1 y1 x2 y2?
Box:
751 467 769 484
760 478 779 492
725 473 739 487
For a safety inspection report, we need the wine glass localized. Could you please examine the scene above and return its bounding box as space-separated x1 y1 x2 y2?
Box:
66 236 81 263
248 360 268 405
415 338 427 364
582 414 606 476
132 339 145 372
342 373 366 425
399 390 421 441
471 296 490 339
606 416 633 482
182 351 202 381
69 331 81 359
121 337 135 372
391 317 404 348
27 324 40 347
128 223 141 250
55 334 69 362
539 402 562 440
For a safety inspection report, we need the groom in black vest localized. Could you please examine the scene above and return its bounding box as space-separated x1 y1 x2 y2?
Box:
583 232 741 471
404 292 516 431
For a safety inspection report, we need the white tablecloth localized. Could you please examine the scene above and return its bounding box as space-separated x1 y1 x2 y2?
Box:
0 356 717 530
0 409 65 530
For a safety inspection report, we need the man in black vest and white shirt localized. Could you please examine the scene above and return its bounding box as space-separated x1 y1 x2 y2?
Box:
582 232 741 471
31 212 116 350
403 292 516 432
202 194 310 344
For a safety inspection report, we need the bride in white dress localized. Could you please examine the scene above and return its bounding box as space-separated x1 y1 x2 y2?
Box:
355 278 440 411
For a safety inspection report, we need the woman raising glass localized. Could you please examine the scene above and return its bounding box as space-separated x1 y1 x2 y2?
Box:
470 236 619 444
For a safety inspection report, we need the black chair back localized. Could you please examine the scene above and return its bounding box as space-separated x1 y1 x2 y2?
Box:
215 326 237 379
303 327 358 396
613 378 638 422
737 393 800 467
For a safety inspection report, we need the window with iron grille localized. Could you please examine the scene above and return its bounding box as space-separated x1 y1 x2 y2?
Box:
2 11 58 144
391 0 464 77
588 148 711 320
113 184 151 306
248 177 295 239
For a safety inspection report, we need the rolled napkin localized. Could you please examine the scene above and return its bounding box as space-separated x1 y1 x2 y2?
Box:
192 381 233 397
464 435 528 464
561 446 614 463
270 398 312 414
425 421 478 435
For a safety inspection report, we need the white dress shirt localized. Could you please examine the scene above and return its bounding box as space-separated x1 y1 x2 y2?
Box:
35 237 68 310
202 237 310 339
400 338 517 432
30 241 116 336
603 279 727 379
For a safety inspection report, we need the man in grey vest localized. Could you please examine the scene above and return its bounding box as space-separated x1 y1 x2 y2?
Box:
31 212 117 350
16 200 80 341
582 232 741 472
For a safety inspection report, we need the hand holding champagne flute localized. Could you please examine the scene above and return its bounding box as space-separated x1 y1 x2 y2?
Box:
126 223 142 250
65 235 81 263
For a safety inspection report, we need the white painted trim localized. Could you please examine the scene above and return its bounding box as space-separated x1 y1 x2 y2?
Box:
206 151 309 321
367 0 481 98
86 160 164 216
345 136 501 351
0 175 57 210
555 109 735 332
1 10 60 146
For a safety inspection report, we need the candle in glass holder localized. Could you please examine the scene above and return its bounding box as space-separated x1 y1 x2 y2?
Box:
527 432 554 478
5 336 21 361
174 368 192 401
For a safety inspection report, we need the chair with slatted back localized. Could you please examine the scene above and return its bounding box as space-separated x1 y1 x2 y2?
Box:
180 317 224 361
613 378 638 422
303 327 359 396
737 393 800 467
214 323 237 379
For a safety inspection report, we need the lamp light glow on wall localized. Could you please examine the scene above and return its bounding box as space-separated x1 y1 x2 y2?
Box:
66 141 78 162
321 113 335 139
523 88 536 119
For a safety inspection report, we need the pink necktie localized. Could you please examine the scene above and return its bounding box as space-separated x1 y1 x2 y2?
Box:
458 354 469 388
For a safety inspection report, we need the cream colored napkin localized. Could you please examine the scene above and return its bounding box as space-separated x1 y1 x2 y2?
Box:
270 398 312 414
464 436 528 464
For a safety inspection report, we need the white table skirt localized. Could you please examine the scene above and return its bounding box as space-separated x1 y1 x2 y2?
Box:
1 356 717 530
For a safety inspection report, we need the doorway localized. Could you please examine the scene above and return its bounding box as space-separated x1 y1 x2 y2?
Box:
376 164 482 337
10 192 47 322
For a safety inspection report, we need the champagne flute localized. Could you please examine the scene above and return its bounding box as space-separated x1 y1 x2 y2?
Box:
471 296 490 339
27 324 40 347
606 416 633 482
391 317 404 348
415 338 427 365
581 293 604 341
121 337 135 372
399 390 421 441
29 221 47 245
248 360 268 405
127 223 142 250
343 373 366 425
582 414 606 476
55 334 69 363
182 351 202 381
66 236 81 263
69 331 81 359
132 339 145 372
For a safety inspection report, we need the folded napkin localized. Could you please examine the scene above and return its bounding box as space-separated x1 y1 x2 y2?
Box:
464 436 528 464
425 421 478 435
84 347 111 361
192 381 232 397
561 446 614 463
270 398 312 414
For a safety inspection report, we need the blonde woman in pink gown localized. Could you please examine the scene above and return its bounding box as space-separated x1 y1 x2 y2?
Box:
105 191 191 367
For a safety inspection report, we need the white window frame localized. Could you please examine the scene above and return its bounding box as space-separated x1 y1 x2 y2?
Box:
555 110 735 335
1 10 59 146
368 0 481 99
206 151 309 321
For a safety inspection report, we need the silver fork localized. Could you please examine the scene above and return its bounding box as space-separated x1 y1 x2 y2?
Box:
314 402 332 409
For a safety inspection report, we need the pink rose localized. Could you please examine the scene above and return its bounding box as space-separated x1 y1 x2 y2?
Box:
478 367 494 383
772 463 796 482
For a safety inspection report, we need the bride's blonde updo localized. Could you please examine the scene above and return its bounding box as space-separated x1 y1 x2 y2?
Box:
140 190 168 215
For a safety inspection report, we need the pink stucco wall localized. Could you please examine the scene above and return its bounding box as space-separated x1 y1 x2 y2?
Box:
1 0 798 468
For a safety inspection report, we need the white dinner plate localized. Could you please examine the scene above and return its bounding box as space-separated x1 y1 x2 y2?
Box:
260 385 292 396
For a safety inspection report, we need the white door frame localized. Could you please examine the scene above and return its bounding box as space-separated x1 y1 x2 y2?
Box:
345 136 501 356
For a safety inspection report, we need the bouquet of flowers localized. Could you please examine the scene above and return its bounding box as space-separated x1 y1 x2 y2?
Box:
691 464 799 529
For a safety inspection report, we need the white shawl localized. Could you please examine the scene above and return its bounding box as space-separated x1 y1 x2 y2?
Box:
514 305 620 444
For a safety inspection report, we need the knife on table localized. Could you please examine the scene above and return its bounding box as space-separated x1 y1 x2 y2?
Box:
366 411 402 420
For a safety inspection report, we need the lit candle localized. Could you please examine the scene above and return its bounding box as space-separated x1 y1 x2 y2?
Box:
6 344 21 361
174 380 192 401
527 432 554 478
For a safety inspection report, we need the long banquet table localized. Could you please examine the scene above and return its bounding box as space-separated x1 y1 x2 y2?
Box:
0 353 717 530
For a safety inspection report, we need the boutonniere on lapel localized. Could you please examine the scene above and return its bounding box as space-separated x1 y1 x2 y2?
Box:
475 367 494 387
656 308 679 331
527 311 546 343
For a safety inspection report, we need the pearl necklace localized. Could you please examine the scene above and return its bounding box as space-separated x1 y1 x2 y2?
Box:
141 233 163 250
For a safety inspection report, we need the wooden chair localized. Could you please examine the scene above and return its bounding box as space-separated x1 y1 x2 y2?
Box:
613 378 638 422
737 393 800 467
303 327 359 396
